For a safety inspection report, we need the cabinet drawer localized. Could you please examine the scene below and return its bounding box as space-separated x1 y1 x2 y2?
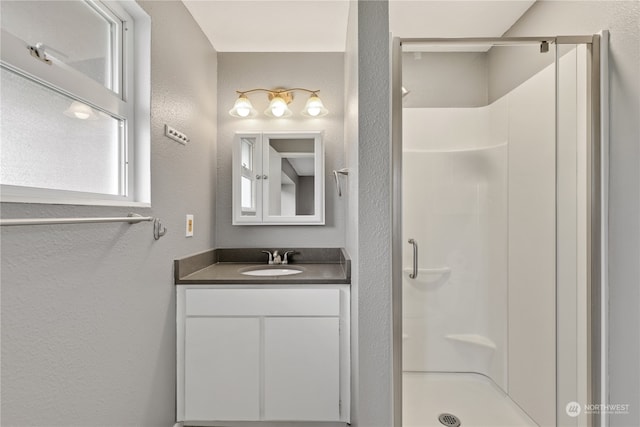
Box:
185 288 340 316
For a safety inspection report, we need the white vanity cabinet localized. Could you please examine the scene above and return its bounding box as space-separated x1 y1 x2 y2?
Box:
176 285 350 425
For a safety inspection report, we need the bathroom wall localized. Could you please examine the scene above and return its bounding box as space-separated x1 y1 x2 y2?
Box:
498 2 640 425
353 1 394 426
0 1 217 425
402 51 489 107
487 43 556 103
343 0 360 425
215 53 345 248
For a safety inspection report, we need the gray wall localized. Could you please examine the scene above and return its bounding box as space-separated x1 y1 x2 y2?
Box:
0 1 217 425
499 2 640 425
343 0 360 425
402 51 489 107
215 52 345 248
355 1 394 426
296 176 315 215
488 43 556 103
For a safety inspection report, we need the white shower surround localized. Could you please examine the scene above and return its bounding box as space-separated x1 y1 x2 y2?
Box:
402 48 588 426
402 104 508 391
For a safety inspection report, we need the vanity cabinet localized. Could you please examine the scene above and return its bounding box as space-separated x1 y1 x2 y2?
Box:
176 285 350 425
232 131 324 225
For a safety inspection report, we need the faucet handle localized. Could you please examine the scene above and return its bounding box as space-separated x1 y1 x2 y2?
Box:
282 250 295 264
261 250 274 264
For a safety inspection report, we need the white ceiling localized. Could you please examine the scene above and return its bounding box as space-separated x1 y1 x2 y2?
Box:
182 0 536 53
182 0 350 52
390 1 536 39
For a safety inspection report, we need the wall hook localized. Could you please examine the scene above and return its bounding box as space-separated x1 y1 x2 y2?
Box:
153 218 167 240
27 42 51 65
333 168 349 197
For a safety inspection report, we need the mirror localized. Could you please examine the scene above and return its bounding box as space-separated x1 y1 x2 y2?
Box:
267 138 315 216
233 131 324 225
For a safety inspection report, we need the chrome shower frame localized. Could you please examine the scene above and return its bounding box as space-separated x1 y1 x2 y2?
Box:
391 34 607 427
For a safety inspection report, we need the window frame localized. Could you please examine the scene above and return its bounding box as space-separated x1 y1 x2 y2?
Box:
0 0 150 207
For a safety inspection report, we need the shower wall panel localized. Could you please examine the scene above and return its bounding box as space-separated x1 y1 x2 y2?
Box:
505 60 556 427
402 107 508 391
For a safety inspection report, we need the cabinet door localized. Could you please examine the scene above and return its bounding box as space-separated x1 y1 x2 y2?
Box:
232 133 263 224
264 317 340 421
184 317 260 421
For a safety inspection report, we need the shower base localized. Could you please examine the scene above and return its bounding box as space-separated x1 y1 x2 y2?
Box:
403 372 537 427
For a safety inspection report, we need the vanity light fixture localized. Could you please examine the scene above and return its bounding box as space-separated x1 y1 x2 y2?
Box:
229 88 329 119
228 94 258 118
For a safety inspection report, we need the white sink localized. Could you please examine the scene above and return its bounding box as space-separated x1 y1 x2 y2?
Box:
239 265 304 277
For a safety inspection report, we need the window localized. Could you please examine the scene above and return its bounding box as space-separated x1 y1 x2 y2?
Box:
0 0 150 206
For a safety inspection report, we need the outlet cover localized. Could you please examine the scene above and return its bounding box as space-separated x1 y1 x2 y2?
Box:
186 214 194 237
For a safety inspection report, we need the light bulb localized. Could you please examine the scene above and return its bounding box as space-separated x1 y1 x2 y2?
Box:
236 106 251 117
229 95 256 118
307 106 321 117
265 96 292 118
271 101 286 117
301 95 328 118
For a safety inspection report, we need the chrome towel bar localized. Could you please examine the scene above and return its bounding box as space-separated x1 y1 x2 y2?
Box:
0 213 153 226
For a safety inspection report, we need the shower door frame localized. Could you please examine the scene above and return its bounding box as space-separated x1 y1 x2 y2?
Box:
391 35 606 427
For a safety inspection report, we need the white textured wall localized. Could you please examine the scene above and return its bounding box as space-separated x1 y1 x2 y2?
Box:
215 53 345 248
0 1 217 425
356 1 393 426
498 2 640 425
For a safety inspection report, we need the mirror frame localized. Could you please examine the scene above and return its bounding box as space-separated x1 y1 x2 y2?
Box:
232 131 325 225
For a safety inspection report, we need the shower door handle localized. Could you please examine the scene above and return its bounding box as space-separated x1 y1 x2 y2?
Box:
408 238 418 279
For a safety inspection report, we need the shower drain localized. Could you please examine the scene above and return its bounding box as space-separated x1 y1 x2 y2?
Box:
438 413 461 427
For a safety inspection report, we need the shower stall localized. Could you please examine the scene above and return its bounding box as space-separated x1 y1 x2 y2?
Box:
392 36 606 427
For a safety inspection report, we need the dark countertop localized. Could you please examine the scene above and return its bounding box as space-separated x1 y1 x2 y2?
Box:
174 248 350 285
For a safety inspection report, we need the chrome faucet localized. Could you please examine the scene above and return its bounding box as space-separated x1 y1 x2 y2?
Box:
261 250 274 265
261 250 295 265
282 251 295 264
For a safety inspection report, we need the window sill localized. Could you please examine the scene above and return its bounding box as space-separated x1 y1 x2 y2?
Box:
1 194 151 208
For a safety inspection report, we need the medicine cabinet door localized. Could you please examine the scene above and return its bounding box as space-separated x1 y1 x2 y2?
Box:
233 131 324 225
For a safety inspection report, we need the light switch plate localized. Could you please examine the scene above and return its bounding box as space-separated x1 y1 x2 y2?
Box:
186 214 194 237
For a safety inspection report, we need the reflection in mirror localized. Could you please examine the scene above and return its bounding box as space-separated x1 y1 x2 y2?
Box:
240 137 257 217
267 138 315 216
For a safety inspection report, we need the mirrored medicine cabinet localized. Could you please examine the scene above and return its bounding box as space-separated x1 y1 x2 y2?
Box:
232 131 324 225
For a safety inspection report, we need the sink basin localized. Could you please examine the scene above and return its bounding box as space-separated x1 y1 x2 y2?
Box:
239 265 304 277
